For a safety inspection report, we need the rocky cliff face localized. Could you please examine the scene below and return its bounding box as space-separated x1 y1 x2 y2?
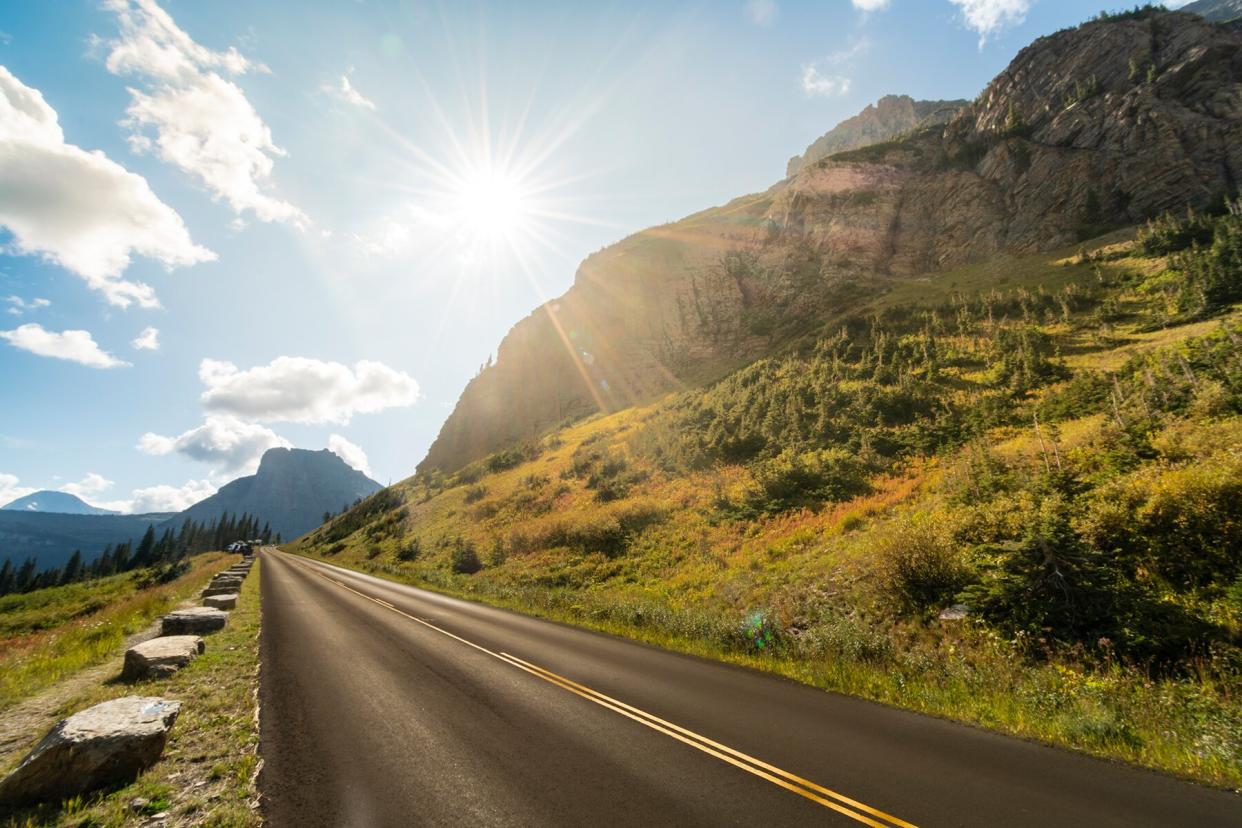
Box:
786 95 968 177
419 10 1242 475
1183 0 1242 24
178 448 380 540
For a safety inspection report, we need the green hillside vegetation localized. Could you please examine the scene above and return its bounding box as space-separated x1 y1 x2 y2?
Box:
0 553 231 710
291 204 1242 786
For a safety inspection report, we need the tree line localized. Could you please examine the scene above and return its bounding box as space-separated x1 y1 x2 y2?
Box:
0 511 275 597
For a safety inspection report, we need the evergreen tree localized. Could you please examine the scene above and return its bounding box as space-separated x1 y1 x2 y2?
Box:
134 525 157 566
60 550 84 585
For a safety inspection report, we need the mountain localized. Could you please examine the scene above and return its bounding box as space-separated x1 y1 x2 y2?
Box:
1 490 118 515
1181 0 1242 23
0 511 175 570
786 95 968 177
176 448 381 541
417 9 1242 475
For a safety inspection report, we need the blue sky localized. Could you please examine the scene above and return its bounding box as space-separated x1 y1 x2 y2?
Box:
0 0 1193 512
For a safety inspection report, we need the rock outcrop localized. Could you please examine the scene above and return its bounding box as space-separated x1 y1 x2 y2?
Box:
161 607 228 635
786 95 968 177
122 636 205 681
175 448 380 541
0 697 180 805
418 11 1242 475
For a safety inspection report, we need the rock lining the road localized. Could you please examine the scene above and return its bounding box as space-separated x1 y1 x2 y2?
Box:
122 636 205 681
203 593 238 610
0 697 181 806
161 607 228 636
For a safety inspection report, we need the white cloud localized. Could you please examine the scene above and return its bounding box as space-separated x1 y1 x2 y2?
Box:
851 0 890 10
109 478 216 513
322 75 376 111
103 0 306 226
0 64 214 308
949 0 1031 46
800 38 868 98
0 473 35 506
1 323 129 368
131 326 160 350
59 472 114 499
198 356 419 424
5 295 50 316
328 433 372 478
138 414 291 475
745 0 778 26
801 67 851 97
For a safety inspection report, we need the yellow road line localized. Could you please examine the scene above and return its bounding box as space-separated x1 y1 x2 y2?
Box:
288 554 917 828
500 652 917 828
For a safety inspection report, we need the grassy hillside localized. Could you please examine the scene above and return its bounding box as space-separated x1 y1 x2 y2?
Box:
0 553 231 710
292 206 1242 787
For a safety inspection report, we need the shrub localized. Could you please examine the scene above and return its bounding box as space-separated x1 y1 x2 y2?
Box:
872 514 969 614
463 485 488 504
449 539 482 575
397 538 421 562
746 449 873 514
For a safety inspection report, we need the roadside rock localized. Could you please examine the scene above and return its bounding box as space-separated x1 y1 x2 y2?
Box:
203 593 238 610
0 697 181 806
202 585 240 598
161 607 228 636
122 636 205 681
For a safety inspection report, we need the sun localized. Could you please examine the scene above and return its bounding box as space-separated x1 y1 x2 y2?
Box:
453 165 532 240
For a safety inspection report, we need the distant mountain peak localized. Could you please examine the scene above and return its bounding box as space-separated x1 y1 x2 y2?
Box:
1 490 118 516
176 447 382 541
786 94 969 177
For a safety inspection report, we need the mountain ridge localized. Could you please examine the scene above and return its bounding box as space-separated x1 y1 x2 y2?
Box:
177 447 381 541
786 94 969 177
418 9 1242 475
1 491 118 515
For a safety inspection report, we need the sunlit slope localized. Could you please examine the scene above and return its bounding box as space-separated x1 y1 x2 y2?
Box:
419 9 1242 474
292 213 1242 783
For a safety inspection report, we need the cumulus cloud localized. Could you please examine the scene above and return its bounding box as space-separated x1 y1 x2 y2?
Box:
322 74 376 110
0 64 214 308
59 472 114 499
328 433 372 478
198 356 419 425
138 414 291 475
5 295 50 316
1 323 129 368
113 478 216 513
949 0 1031 46
745 0 778 26
0 473 35 506
102 0 306 226
851 0 890 10
131 326 160 350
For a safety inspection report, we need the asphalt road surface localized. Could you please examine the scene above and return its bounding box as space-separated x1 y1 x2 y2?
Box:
258 548 1241 827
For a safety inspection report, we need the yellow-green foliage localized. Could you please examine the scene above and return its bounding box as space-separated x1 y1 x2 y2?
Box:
0 553 230 711
2 562 262 828
293 223 1242 786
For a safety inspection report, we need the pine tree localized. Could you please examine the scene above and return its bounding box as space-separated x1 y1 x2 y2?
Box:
60 550 84 585
135 525 157 566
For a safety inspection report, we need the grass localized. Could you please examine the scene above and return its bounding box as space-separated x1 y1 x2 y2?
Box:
1 560 262 828
0 554 230 711
292 224 1242 790
292 544 1242 791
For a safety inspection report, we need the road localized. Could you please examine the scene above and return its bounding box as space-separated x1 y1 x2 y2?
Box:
258 548 1241 827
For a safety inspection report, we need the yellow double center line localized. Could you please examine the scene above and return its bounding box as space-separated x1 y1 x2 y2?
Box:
292 556 917 828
